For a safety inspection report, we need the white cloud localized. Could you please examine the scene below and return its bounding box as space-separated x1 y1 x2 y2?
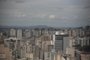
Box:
49 15 56 19
34 14 47 18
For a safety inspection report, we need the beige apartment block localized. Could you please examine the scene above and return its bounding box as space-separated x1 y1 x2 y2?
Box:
54 51 62 60
81 53 90 60
66 47 75 58
0 44 12 60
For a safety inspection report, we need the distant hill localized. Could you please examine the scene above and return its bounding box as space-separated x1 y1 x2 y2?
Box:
0 25 90 29
0 25 54 29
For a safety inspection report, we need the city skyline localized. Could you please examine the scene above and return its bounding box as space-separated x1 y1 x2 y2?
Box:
0 0 90 27
0 26 90 60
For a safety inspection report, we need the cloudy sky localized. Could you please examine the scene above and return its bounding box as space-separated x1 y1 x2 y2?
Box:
0 0 90 27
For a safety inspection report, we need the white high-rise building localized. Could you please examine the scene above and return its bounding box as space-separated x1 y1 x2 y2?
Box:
24 29 32 38
17 29 22 39
10 29 16 37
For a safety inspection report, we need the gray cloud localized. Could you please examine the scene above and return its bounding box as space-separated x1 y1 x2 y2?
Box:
0 0 90 27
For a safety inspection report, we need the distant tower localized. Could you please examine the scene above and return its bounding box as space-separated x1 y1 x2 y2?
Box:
10 29 16 37
17 29 22 39
24 29 32 38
